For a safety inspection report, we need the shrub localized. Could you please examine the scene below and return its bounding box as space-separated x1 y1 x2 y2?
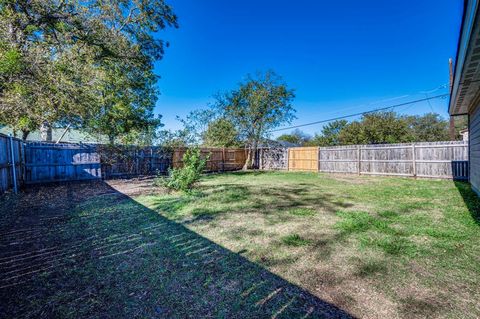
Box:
163 148 208 192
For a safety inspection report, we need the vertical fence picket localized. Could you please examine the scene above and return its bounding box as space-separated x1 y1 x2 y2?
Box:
412 143 416 177
357 145 361 175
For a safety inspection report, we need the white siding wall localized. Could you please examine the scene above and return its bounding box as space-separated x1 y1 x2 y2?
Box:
470 103 480 194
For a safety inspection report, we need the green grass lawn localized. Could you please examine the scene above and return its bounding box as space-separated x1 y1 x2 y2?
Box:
0 171 479 318
138 172 480 318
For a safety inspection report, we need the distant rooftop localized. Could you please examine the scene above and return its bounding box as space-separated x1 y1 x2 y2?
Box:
0 127 107 144
259 139 300 148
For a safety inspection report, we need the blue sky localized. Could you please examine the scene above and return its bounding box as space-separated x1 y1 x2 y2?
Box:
154 0 464 137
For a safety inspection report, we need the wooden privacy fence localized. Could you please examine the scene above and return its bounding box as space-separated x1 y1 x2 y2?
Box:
288 147 319 171
260 141 469 180
98 145 171 179
173 148 246 171
0 141 248 194
24 142 101 184
0 138 470 194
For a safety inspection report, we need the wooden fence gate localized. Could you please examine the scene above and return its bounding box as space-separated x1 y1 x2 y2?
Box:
24 143 101 184
288 147 319 171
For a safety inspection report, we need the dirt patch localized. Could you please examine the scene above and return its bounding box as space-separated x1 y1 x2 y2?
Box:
1 172 479 319
105 177 162 196
0 180 354 318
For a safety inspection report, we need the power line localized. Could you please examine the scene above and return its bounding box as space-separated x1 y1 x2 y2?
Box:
308 83 447 119
270 93 449 133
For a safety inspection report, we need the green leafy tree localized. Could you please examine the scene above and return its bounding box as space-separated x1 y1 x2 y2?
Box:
176 109 216 145
339 112 413 145
0 0 177 140
203 118 241 147
85 63 163 143
306 120 348 146
337 121 364 145
453 115 468 140
215 70 296 169
277 129 311 146
119 121 164 146
405 113 449 142
156 110 216 148
157 129 190 148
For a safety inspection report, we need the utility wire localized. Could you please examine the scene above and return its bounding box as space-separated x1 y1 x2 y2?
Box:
312 83 447 119
270 93 449 133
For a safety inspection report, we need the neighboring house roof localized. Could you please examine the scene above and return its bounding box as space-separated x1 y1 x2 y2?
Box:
0 127 108 144
449 0 480 115
259 139 300 148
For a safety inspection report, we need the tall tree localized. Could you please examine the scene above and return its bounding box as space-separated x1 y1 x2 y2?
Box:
176 109 216 145
339 112 413 145
202 118 241 147
84 62 162 143
405 113 449 142
306 120 348 146
0 0 177 141
215 71 295 169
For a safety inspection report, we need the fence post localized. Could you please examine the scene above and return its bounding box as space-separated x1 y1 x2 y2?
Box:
259 148 263 170
21 141 26 185
357 145 361 175
135 148 139 175
222 147 225 172
286 148 290 171
8 134 18 194
317 147 320 172
412 143 416 177
318 147 321 172
150 148 154 174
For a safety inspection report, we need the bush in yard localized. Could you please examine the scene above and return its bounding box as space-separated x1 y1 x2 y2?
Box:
164 148 208 192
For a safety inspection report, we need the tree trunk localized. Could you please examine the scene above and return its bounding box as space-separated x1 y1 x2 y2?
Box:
243 140 258 170
40 121 52 142
243 147 252 170
21 130 30 141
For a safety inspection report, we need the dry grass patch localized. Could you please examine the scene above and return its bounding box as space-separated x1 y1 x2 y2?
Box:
138 171 480 319
1 171 479 318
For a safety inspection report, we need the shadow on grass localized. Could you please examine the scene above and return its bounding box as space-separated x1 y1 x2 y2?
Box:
149 181 353 226
454 181 480 225
0 181 354 318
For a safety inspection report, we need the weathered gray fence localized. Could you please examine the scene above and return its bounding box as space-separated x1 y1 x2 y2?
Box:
0 133 23 193
260 141 469 180
258 148 288 170
0 139 470 194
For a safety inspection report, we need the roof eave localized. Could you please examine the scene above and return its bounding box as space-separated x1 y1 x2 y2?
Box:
449 0 480 115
